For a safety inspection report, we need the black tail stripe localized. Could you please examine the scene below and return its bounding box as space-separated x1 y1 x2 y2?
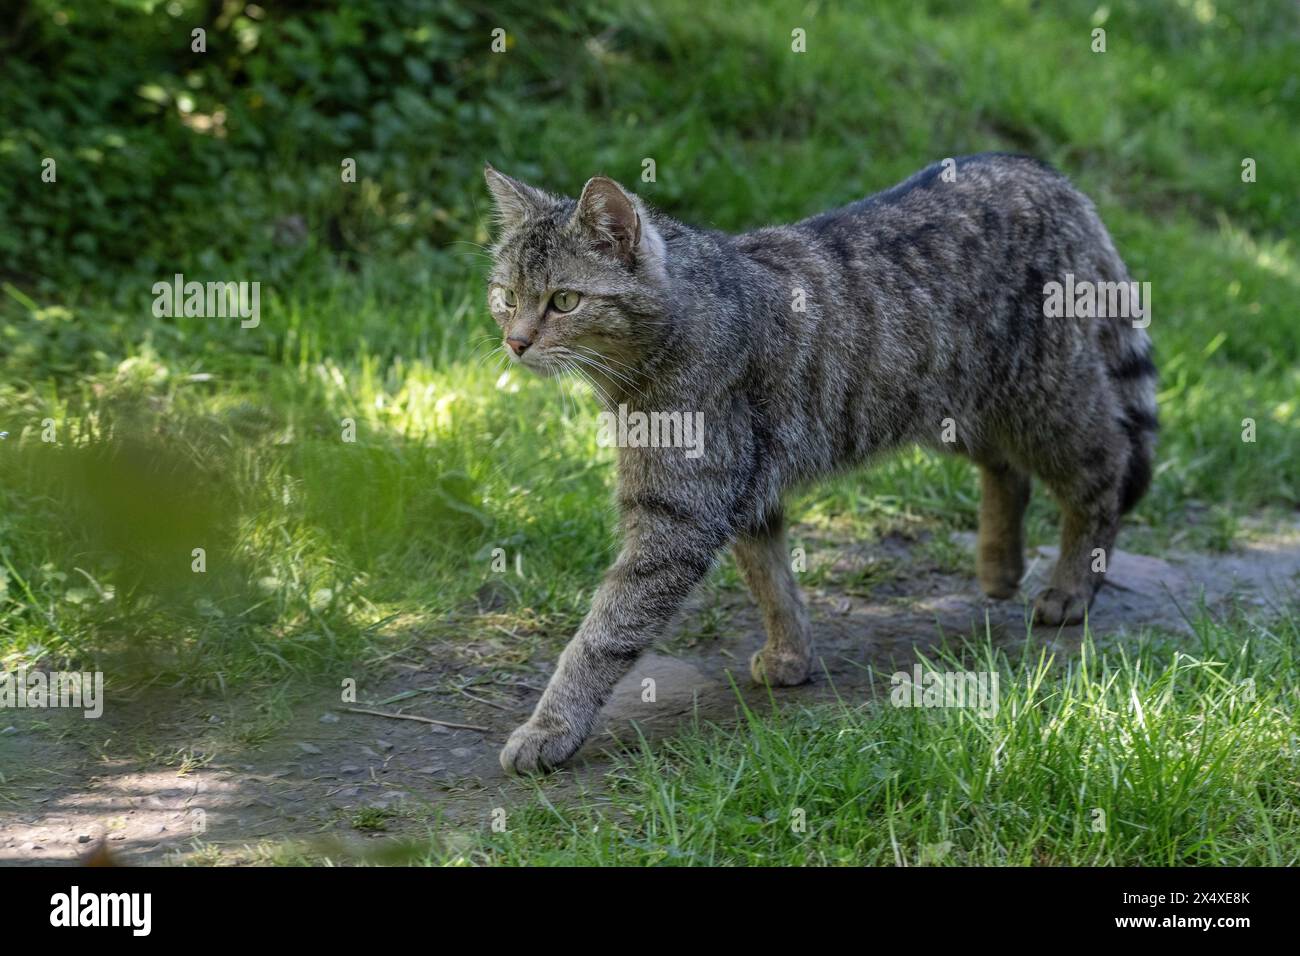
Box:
1111 352 1157 381
1123 407 1159 432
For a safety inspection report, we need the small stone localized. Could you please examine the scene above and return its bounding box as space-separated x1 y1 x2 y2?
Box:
77 835 91 844
296 742 323 755
427 723 451 735
319 713 340 724
376 739 393 751
339 764 363 775
1 726 17 736
450 747 474 759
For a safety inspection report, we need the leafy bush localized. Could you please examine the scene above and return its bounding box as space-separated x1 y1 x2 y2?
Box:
0 0 608 288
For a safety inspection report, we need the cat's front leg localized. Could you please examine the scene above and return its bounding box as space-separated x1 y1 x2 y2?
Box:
733 512 813 686
500 516 725 774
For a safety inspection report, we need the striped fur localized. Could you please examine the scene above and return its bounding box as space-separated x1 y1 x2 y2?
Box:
485 155 1157 772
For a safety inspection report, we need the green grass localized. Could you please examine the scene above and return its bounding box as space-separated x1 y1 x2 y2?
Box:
1 0 1298 866
432 609 1300 866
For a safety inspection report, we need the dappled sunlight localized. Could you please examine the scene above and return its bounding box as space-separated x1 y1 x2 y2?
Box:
1217 217 1300 284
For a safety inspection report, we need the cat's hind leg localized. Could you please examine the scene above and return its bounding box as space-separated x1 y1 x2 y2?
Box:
976 459 1032 599
1032 441 1124 627
734 512 813 686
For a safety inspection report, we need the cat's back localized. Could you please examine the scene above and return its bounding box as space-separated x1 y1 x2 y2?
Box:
723 153 1108 302
799 153 1087 236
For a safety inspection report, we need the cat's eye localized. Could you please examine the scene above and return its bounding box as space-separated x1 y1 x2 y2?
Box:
493 286 517 311
551 290 581 313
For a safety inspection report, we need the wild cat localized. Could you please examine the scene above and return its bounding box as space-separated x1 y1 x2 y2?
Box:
484 154 1157 773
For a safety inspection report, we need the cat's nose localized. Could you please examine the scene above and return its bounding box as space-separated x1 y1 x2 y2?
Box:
506 336 531 356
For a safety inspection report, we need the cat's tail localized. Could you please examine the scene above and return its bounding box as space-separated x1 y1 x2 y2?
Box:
1106 316 1158 515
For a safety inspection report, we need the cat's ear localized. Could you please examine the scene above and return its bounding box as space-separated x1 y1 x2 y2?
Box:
574 176 646 265
484 163 550 229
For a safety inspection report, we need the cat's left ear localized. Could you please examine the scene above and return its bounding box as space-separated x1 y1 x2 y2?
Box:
484 163 551 230
574 176 658 266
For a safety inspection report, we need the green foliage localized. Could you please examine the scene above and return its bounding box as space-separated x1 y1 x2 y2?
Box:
0 0 608 286
0 0 1296 692
3 0 1295 290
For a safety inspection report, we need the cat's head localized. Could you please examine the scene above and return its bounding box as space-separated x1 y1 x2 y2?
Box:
483 164 670 384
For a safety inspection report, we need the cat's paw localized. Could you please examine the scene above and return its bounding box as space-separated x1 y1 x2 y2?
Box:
977 572 1019 600
499 719 584 775
749 646 812 687
1031 586 1092 627
978 566 1023 600
977 548 1024 600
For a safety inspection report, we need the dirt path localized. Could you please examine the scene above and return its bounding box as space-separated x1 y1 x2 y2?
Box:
3 524 1298 865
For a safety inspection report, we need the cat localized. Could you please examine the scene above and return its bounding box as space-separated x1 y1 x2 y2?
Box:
483 154 1157 774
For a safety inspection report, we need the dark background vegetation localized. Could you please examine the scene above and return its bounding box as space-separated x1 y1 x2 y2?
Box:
3 0 1295 288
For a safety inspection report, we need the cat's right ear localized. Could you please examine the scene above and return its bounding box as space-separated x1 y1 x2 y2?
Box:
484 163 549 230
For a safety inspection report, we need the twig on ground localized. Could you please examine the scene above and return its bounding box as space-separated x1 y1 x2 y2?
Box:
457 687 512 711
338 707 487 732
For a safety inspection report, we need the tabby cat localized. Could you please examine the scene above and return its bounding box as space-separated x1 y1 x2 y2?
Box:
484 154 1157 773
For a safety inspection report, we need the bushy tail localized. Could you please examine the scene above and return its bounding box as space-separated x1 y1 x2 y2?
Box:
1107 324 1158 514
